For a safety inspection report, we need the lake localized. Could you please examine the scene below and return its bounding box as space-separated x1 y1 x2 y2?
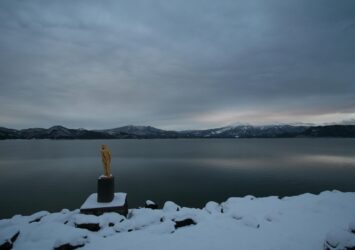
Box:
1 138 355 218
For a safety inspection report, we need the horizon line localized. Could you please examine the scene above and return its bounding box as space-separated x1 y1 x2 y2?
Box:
2 123 355 132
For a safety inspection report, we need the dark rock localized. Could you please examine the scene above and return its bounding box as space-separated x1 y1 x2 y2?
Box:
0 231 19 250
29 213 47 223
54 243 85 250
29 217 42 223
0 242 12 250
349 222 355 234
75 223 100 232
145 200 158 209
9 233 19 245
174 218 196 229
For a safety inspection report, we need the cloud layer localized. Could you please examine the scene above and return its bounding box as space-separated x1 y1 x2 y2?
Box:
0 0 355 129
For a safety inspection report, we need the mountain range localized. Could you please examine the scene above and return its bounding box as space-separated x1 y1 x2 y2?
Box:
0 124 355 139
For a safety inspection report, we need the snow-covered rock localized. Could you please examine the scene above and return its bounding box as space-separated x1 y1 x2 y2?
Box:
324 229 355 250
145 200 158 209
241 215 260 229
162 201 180 212
204 201 222 214
1 191 355 250
0 226 20 250
349 221 355 234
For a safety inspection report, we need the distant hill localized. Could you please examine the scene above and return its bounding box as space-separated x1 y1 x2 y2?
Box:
98 125 179 138
0 126 114 140
0 125 354 139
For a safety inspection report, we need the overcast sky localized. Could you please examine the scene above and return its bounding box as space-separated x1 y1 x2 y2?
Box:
0 0 355 130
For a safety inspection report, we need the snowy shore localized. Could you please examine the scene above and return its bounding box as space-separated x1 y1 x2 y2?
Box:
1 191 355 250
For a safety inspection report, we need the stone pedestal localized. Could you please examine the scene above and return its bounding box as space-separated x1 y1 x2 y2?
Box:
97 176 114 202
80 193 128 216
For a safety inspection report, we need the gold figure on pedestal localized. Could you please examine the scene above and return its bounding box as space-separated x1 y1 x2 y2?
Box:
101 145 112 177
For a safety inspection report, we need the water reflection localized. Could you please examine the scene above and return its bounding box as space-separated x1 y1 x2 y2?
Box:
198 154 355 170
296 155 355 166
0 138 355 218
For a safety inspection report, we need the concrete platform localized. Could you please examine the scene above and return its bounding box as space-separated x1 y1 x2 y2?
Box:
80 193 128 216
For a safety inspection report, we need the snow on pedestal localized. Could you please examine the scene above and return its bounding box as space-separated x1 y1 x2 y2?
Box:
80 193 128 216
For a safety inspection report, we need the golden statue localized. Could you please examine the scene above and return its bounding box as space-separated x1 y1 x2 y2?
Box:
101 145 112 177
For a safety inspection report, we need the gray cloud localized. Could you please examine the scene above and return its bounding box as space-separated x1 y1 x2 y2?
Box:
0 0 355 130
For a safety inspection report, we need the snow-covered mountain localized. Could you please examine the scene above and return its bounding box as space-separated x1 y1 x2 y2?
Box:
186 125 308 138
0 126 113 139
0 124 354 139
99 125 179 138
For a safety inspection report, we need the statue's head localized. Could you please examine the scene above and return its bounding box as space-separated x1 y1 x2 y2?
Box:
101 144 108 150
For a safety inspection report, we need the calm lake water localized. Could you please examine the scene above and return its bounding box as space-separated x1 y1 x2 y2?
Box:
1 138 355 218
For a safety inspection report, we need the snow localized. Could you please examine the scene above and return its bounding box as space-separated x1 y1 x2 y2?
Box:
1 191 355 250
98 213 125 228
203 201 221 214
162 201 180 212
325 229 355 249
212 126 233 135
99 174 113 179
0 226 19 244
80 193 126 209
145 200 155 206
72 214 99 225
350 221 355 232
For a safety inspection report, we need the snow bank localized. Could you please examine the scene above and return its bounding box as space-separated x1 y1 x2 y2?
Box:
1 191 355 250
